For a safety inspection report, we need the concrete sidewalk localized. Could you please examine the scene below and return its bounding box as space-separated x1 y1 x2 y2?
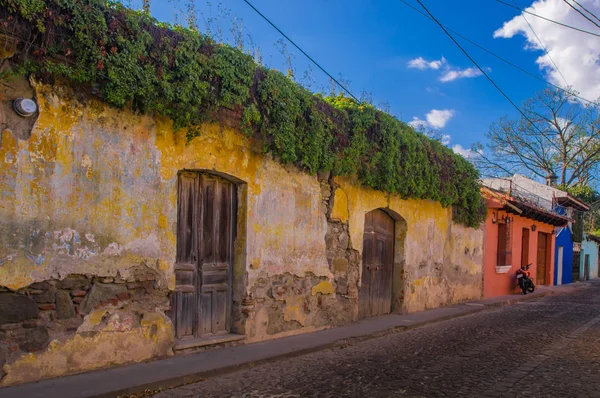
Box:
0 283 588 398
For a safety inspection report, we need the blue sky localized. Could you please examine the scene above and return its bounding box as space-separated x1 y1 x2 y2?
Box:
127 0 599 156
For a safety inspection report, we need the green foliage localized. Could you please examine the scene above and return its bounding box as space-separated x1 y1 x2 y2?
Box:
561 184 600 236
562 185 599 205
0 0 44 21
0 0 486 227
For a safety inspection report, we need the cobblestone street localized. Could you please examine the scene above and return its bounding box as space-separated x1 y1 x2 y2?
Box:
156 281 600 398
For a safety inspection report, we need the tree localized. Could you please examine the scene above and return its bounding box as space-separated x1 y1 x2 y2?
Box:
474 88 600 189
566 185 600 236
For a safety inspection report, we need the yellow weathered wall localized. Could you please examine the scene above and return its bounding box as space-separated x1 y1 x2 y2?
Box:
2 310 172 386
0 79 484 385
0 81 334 384
335 177 484 313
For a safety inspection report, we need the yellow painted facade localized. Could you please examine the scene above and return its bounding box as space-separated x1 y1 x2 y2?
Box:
334 177 484 313
0 80 483 386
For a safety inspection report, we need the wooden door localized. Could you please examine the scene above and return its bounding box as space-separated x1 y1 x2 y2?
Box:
536 232 548 285
572 249 581 282
172 172 236 340
359 209 394 318
584 254 590 280
521 228 530 268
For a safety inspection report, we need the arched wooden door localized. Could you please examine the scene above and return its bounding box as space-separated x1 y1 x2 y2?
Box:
359 209 395 318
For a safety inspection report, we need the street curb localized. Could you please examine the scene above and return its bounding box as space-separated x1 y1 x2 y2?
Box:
105 282 595 396
489 291 552 307
104 307 496 397
1 287 570 398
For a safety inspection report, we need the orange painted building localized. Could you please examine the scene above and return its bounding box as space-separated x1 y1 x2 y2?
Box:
482 186 569 299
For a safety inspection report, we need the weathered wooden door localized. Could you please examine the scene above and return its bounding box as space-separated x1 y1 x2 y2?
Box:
359 209 394 318
172 171 236 340
521 228 530 268
536 232 548 285
571 250 581 282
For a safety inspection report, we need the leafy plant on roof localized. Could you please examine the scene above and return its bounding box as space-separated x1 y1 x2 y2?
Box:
0 0 486 227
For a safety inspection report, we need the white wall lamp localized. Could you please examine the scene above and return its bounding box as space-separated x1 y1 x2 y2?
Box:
13 98 37 117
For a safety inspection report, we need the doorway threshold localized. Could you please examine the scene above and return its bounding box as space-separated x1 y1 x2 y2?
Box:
174 334 246 352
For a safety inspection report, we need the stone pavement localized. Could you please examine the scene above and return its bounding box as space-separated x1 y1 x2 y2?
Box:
0 282 588 398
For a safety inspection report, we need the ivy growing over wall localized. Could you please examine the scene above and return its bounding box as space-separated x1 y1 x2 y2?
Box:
0 0 486 227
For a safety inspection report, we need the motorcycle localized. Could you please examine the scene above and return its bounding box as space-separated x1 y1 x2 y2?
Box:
516 263 535 294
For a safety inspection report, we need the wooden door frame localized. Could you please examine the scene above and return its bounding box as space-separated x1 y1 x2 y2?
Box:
172 169 248 340
358 208 407 318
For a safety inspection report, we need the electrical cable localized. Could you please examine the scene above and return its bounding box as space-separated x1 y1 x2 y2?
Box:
495 0 600 37
242 0 359 102
563 0 600 29
413 0 564 137
571 0 600 24
397 0 596 104
514 0 570 88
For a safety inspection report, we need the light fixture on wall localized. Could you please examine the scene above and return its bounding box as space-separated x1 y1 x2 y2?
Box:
502 215 512 224
491 211 498 224
531 225 537 232
13 98 37 117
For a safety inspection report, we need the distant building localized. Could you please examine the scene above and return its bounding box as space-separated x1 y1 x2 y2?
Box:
581 233 600 280
482 175 589 289
481 175 571 298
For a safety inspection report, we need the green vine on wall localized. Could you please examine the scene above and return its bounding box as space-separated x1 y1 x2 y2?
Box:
0 0 486 227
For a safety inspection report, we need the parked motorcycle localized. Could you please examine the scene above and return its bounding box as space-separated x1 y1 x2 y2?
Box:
516 263 535 295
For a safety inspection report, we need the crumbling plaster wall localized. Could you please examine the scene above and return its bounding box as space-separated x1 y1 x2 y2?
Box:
334 177 484 313
0 74 484 385
0 78 337 384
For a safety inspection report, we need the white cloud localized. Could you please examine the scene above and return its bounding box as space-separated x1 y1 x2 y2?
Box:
408 117 428 129
408 111 455 145
452 144 482 159
439 67 484 82
408 56 488 83
494 0 600 102
407 56 446 70
426 109 455 129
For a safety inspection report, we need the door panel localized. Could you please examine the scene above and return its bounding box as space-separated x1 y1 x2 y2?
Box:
537 233 547 285
173 172 236 340
173 172 199 339
359 209 394 318
572 250 581 282
358 217 374 319
521 228 530 268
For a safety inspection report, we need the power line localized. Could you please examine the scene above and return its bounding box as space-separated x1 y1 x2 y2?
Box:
495 0 600 38
514 0 570 88
397 0 596 104
242 0 359 102
571 0 600 24
563 0 600 29
413 0 550 137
